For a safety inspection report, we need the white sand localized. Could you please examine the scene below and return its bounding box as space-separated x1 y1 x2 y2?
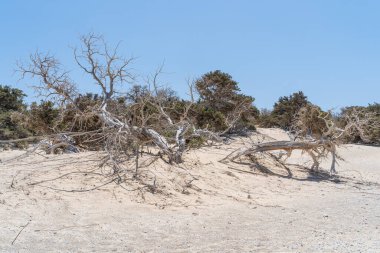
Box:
0 128 379 252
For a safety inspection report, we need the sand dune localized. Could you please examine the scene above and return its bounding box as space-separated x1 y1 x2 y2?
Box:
0 128 379 252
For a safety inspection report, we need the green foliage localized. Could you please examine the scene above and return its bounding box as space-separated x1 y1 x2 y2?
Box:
366 103 380 144
12 94 104 148
62 93 103 132
338 103 380 144
193 105 228 132
28 101 60 134
256 108 276 128
367 103 380 114
0 85 26 112
194 70 258 132
0 112 30 141
236 99 259 131
187 135 207 149
126 85 150 103
292 104 329 139
259 91 309 129
2 81 378 148
0 85 30 144
195 70 241 113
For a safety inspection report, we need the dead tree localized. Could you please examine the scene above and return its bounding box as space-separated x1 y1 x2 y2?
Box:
222 107 377 175
221 139 338 174
18 33 225 165
18 51 78 107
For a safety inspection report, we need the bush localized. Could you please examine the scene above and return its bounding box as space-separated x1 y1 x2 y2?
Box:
195 70 258 132
292 104 329 139
0 85 26 112
11 94 105 149
22 101 60 135
0 85 30 144
258 91 309 129
337 103 380 144
193 105 228 132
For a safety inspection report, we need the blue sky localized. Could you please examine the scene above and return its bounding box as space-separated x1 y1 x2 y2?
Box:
1 0 379 110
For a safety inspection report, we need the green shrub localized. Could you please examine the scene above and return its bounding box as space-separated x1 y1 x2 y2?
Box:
258 91 309 130
194 70 258 132
292 104 329 139
337 103 380 144
0 85 30 144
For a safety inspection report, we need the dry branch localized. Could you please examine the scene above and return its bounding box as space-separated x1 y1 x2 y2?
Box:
221 140 337 174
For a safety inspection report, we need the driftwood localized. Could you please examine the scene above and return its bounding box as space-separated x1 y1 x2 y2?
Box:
222 104 378 175
221 140 337 174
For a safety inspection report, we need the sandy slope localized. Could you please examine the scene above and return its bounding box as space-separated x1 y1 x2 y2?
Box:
0 128 379 252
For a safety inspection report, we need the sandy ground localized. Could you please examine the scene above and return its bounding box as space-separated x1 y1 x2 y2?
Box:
0 128 379 252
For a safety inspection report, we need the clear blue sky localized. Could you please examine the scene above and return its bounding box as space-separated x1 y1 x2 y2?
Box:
1 0 379 110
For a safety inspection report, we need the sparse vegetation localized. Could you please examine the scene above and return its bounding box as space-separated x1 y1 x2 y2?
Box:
337 103 380 144
195 70 259 133
0 85 30 146
258 91 309 129
0 35 378 185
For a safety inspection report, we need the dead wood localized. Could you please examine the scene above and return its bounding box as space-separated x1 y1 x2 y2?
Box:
221 139 338 174
12 33 237 196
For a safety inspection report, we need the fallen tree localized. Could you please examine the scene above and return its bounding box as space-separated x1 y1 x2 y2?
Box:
221 139 337 174
222 105 378 175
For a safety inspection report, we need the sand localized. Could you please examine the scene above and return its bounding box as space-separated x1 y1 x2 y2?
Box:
0 128 379 252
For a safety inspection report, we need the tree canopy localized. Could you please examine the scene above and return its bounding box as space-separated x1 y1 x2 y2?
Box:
0 85 26 112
